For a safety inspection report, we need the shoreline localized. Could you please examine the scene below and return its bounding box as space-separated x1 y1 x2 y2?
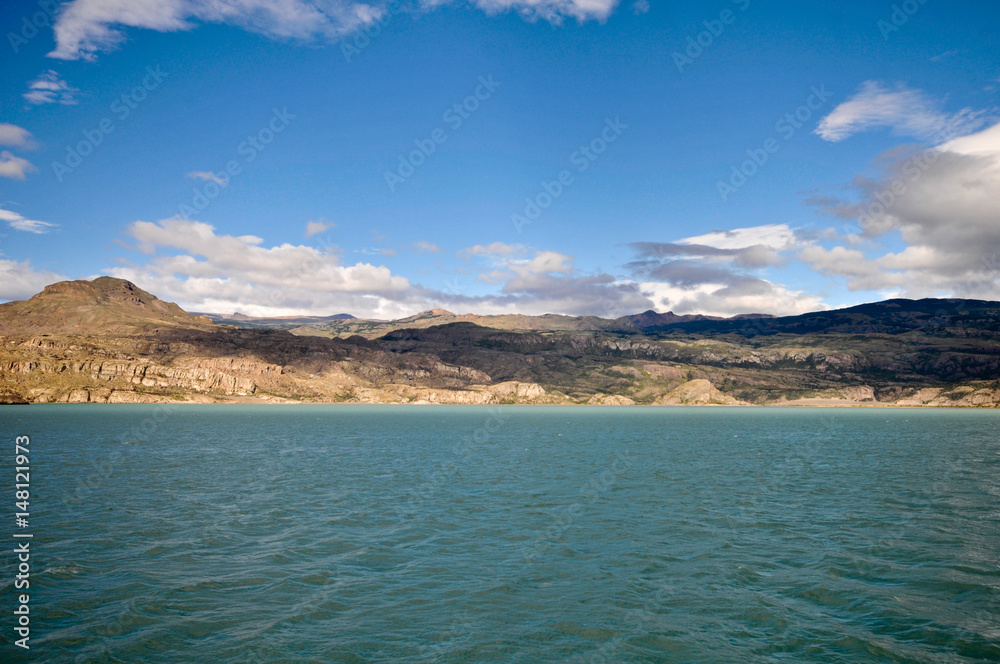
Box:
3 399 996 409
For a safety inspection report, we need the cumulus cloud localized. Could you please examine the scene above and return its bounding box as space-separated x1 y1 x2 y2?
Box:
0 259 66 301
815 81 988 143
462 244 635 312
625 224 823 317
679 224 799 252
0 124 38 150
441 242 646 316
23 71 79 105
108 220 654 318
50 0 619 61
0 152 37 180
0 207 58 234
638 280 825 318
627 224 802 280
801 121 1000 299
106 217 425 317
104 220 832 320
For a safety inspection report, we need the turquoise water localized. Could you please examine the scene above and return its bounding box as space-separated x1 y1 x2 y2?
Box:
1 405 998 663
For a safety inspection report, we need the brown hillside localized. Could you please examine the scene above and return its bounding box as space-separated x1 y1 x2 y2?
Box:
0 277 215 335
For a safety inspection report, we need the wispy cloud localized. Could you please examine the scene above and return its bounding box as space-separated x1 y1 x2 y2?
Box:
50 0 384 61
186 170 229 186
0 206 57 234
305 219 335 238
23 70 79 105
50 0 620 61
412 240 440 253
459 241 525 260
0 152 37 180
0 124 38 150
815 81 988 143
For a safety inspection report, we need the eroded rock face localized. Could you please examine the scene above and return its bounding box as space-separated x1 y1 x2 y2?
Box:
588 394 636 405
839 385 876 402
894 386 1000 407
0 329 541 405
656 379 744 406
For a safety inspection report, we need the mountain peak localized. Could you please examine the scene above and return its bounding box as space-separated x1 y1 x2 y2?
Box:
0 277 214 335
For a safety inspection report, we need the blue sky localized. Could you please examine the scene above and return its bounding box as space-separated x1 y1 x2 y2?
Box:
1 0 999 318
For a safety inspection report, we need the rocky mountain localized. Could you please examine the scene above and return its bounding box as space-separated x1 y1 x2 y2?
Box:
0 277 215 335
1 278 998 406
214 305 775 339
197 311 356 330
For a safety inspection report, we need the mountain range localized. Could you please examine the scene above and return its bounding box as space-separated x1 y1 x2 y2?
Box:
1 277 998 407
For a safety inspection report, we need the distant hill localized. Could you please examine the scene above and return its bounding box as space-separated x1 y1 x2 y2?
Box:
641 298 1000 338
196 311 356 330
0 277 215 335
236 307 777 339
1 278 998 407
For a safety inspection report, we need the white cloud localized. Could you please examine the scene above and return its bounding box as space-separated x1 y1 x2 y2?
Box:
803 121 1000 299
0 124 37 150
23 70 79 105
679 223 799 252
0 259 66 301
632 0 648 14
49 0 385 61
624 224 823 316
459 241 525 260
0 152 37 180
50 0 619 60
0 206 58 234
466 0 619 22
110 217 422 317
305 220 335 237
102 220 831 319
638 280 825 318
815 81 988 143
186 170 229 186
412 240 440 253
109 222 656 318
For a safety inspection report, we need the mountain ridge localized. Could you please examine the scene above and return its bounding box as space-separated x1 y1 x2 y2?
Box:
1 277 999 407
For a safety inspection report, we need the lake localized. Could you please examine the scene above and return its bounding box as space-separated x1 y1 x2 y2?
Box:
1 405 998 662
